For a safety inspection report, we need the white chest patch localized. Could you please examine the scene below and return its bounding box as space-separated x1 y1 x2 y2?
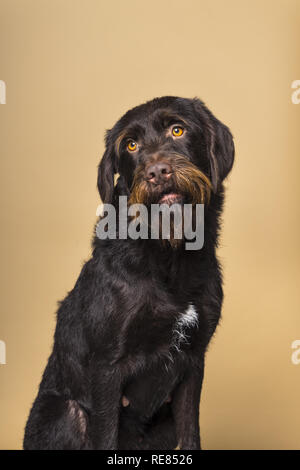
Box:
172 303 198 351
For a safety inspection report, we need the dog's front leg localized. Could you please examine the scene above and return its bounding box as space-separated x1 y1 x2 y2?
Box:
172 365 204 450
90 365 122 450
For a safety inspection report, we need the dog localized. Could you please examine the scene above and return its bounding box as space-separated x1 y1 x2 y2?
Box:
23 96 234 450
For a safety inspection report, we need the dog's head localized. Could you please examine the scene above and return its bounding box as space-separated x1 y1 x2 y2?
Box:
97 96 234 207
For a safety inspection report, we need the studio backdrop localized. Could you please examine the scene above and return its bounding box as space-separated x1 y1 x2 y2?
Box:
0 0 299 449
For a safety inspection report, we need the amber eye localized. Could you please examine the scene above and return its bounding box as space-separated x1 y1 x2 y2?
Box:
127 140 137 152
172 126 184 137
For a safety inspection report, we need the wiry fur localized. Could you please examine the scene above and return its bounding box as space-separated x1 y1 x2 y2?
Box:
23 96 234 450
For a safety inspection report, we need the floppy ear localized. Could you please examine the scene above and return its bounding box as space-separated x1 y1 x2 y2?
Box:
207 119 235 193
97 130 118 203
193 99 235 193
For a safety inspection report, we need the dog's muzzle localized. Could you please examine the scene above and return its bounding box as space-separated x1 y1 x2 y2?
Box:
129 154 212 206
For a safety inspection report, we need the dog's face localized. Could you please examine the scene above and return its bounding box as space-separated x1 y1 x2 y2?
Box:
98 96 234 207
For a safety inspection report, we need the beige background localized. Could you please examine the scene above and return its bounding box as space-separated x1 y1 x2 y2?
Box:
0 0 300 450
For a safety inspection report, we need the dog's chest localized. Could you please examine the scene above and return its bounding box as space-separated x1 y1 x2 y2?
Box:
172 303 198 350
121 299 199 357
120 304 199 416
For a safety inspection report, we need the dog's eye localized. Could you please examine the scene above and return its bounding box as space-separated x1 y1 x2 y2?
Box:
172 126 184 137
127 140 138 152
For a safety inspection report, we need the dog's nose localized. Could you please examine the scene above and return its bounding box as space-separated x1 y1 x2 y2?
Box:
146 162 172 184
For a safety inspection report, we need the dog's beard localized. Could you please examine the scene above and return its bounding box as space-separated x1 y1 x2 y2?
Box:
128 155 211 249
129 154 211 206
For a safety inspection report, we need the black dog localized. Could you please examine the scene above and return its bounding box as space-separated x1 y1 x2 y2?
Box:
23 96 234 450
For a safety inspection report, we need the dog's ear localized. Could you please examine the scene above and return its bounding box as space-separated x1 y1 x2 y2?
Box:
97 130 118 203
207 119 235 193
193 99 235 193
